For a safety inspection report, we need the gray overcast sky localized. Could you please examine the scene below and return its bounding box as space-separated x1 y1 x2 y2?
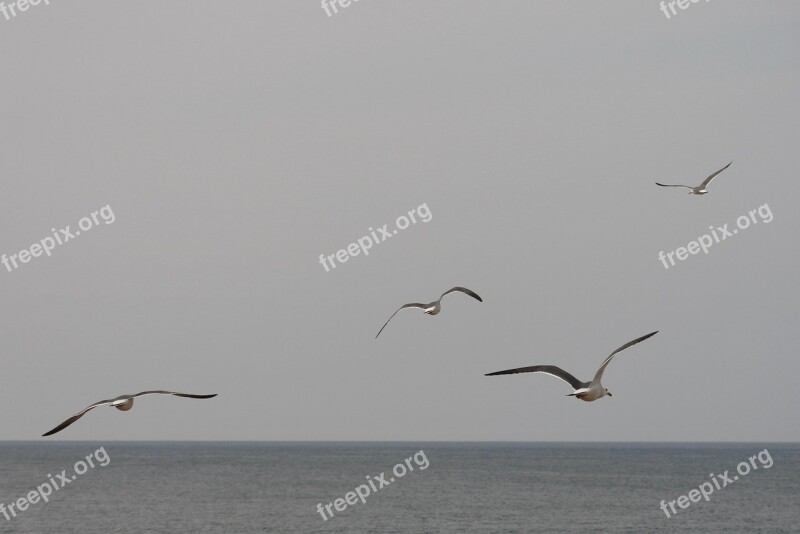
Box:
1 1 798 441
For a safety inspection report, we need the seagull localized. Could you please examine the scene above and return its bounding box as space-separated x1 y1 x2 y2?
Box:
42 390 218 436
375 286 482 338
485 331 658 401
656 162 732 195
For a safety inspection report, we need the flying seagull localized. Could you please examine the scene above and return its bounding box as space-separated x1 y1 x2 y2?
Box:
42 391 218 436
376 286 482 338
485 331 658 401
656 162 732 195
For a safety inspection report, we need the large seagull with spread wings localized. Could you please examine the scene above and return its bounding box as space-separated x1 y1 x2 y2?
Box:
485 331 658 401
42 390 218 436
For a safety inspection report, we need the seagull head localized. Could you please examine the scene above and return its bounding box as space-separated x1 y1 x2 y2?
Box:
604 389 612 397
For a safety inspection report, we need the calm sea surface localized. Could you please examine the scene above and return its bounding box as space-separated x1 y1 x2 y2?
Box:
0 442 797 533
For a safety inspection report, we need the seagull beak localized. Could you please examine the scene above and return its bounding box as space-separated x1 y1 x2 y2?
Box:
607 392 612 397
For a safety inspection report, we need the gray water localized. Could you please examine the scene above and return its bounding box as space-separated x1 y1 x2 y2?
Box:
1 442 797 533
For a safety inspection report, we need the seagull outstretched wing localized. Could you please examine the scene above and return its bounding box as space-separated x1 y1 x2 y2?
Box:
42 399 115 436
132 391 218 399
655 183 694 189
699 161 732 188
439 287 483 303
486 365 586 390
591 331 658 385
375 303 428 338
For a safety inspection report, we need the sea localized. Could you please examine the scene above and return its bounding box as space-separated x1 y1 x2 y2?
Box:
1 442 798 533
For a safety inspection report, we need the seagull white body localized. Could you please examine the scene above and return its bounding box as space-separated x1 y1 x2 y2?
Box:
42 390 218 436
568 383 606 402
375 286 482 338
656 162 732 195
485 331 658 401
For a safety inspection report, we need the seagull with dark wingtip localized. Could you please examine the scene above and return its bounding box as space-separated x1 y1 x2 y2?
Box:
656 162 731 195
485 331 658 401
42 390 218 436
375 286 483 338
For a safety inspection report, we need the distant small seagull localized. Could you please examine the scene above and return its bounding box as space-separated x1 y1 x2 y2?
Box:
656 162 732 195
42 391 218 436
485 331 658 401
375 286 482 338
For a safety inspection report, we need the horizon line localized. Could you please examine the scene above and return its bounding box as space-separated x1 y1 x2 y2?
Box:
2 440 798 444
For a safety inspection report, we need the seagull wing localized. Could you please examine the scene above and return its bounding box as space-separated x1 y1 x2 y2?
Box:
131 391 218 399
591 331 658 386
42 398 115 437
375 303 428 338
655 183 694 189
439 287 483 303
699 161 732 188
485 365 585 390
